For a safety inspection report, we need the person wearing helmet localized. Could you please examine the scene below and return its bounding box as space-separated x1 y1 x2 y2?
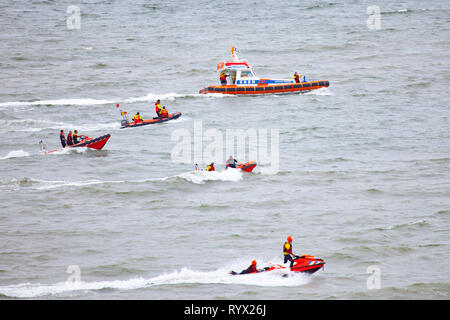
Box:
155 100 162 118
229 260 259 275
132 112 143 124
160 106 169 119
283 236 295 267
243 260 259 274
206 162 215 171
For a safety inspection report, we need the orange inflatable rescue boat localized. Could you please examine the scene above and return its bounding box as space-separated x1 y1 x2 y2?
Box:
116 104 182 129
236 161 257 172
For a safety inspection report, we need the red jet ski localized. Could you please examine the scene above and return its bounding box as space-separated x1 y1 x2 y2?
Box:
229 255 325 276
41 133 111 154
234 161 257 172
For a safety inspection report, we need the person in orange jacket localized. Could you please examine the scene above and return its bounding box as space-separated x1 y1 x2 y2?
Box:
155 100 162 118
132 112 143 123
160 106 169 118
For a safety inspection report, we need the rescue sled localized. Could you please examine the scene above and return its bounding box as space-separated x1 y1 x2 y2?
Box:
40 133 111 154
199 47 329 95
120 112 182 129
229 255 325 276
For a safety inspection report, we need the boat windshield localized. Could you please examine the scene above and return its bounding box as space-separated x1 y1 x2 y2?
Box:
240 71 253 78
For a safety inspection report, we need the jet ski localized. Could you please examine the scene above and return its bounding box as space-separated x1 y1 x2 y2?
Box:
229 255 325 276
40 133 111 154
120 112 182 128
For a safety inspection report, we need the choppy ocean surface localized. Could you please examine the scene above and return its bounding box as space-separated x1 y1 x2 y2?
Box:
0 0 449 300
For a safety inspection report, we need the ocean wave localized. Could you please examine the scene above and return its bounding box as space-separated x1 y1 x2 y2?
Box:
0 177 101 190
40 147 88 156
175 169 243 184
0 177 37 187
0 98 115 108
0 169 244 191
0 260 311 298
379 219 428 231
380 8 412 15
304 87 333 96
4 118 119 133
0 91 226 108
124 92 202 103
257 167 282 176
0 150 30 160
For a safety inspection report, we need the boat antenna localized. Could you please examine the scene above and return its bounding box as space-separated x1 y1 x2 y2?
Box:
116 103 129 121
231 46 240 63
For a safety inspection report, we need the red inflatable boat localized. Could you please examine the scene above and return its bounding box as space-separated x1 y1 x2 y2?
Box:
41 133 111 154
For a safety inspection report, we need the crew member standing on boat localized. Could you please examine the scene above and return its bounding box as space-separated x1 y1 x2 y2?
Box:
283 236 296 267
60 130 66 148
293 72 301 83
219 72 228 85
155 100 162 118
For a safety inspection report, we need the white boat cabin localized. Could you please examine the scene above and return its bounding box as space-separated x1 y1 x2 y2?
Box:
216 47 296 86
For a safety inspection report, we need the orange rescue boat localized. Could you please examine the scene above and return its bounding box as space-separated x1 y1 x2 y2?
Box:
199 47 329 95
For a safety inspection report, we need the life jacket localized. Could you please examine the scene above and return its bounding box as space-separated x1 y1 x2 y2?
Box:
73 132 79 144
133 114 142 122
160 108 168 117
283 241 293 255
245 264 257 274
220 72 227 80
67 133 73 145
206 164 215 171
293 74 300 82
155 103 162 114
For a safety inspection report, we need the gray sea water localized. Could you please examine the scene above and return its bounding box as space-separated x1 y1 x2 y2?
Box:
0 0 449 300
